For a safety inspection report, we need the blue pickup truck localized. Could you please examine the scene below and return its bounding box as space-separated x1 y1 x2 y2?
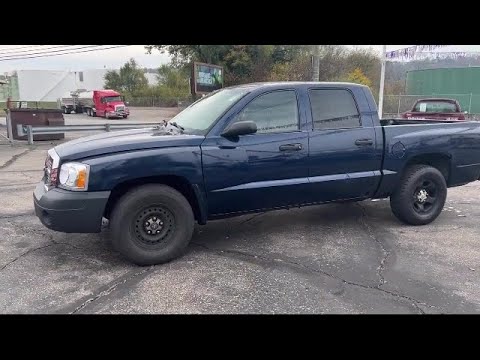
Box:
34 82 480 265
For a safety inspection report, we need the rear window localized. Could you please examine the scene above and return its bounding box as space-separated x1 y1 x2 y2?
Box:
413 101 457 113
309 89 361 130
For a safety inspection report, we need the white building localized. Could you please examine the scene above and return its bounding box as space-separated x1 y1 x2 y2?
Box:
1 69 158 102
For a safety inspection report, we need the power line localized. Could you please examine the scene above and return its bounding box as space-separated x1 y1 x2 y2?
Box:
0 45 48 53
0 45 105 60
0 45 77 56
0 45 131 62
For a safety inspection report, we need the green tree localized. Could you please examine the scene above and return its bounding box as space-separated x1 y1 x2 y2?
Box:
146 45 307 85
104 58 149 96
345 68 372 87
156 64 190 101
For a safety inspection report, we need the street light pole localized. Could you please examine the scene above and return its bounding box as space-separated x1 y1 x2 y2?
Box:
312 45 320 82
378 45 387 119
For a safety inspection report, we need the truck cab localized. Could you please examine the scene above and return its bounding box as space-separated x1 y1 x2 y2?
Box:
94 90 129 119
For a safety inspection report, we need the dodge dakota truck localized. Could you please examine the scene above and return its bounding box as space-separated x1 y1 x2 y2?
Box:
34 82 480 265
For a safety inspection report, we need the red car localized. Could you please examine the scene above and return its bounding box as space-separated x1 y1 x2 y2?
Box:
401 98 467 122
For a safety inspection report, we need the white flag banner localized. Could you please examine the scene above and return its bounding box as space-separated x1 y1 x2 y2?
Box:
385 45 450 59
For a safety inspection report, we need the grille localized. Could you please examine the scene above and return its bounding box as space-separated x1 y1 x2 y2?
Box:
115 105 125 112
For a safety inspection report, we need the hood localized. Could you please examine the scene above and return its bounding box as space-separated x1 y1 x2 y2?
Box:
54 127 205 161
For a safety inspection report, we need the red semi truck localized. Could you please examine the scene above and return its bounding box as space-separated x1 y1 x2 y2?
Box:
59 89 130 119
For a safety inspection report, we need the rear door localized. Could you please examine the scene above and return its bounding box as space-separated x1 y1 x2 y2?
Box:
306 87 382 201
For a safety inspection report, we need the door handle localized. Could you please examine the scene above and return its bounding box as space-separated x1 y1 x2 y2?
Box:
279 143 303 151
355 139 373 146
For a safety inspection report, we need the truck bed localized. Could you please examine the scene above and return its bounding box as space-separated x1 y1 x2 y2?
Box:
374 119 480 198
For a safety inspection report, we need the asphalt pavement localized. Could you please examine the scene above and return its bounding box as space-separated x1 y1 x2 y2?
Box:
0 108 479 313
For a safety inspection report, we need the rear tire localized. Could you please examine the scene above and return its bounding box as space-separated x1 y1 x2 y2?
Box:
110 184 195 266
390 165 447 225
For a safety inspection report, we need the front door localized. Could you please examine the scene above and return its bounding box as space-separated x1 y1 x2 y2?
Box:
202 89 310 216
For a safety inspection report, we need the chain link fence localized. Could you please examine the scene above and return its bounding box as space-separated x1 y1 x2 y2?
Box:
384 94 480 120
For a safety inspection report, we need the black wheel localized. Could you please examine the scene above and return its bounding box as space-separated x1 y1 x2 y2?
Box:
110 184 194 265
123 115 128 119
390 165 447 225
87 108 91 116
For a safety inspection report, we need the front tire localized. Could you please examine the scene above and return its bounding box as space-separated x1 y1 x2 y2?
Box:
110 184 195 266
390 165 447 225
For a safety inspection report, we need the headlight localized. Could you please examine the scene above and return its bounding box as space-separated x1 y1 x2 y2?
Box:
58 162 90 191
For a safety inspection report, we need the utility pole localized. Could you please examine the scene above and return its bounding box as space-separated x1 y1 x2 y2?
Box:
378 45 387 119
312 45 320 82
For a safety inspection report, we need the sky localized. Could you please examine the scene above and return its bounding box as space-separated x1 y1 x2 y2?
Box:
2 45 480 73
0 45 170 73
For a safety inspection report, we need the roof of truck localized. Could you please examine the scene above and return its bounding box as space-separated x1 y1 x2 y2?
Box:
229 81 367 89
96 89 121 94
415 98 459 103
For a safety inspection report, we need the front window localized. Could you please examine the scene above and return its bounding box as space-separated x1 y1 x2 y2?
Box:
234 90 299 133
414 101 457 113
172 87 250 135
103 95 122 103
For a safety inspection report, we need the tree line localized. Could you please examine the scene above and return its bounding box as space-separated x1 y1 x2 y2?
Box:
104 45 480 105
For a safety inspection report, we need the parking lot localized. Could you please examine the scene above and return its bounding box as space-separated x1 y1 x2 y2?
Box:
0 108 479 313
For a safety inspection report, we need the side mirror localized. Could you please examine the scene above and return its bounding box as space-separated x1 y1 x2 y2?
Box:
126 101 130 106
464 111 468 114
221 121 257 138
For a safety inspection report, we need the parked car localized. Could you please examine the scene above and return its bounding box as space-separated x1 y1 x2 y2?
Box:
401 98 467 122
34 82 480 265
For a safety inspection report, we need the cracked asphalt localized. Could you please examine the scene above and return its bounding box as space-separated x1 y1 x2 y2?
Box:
1 125 480 313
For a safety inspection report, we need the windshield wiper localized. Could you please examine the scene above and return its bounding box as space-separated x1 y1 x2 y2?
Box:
162 121 184 135
170 121 185 131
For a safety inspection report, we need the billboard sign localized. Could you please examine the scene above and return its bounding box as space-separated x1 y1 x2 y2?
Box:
192 62 224 95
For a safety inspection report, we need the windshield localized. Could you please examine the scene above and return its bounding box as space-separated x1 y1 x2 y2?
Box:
413 101 457 113
103 96 122 103
172 87 250 135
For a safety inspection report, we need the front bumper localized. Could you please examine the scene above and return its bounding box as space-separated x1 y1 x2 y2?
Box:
106 111 129 118
33 182 110 233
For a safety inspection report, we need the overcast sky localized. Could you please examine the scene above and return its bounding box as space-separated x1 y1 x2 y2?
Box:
1 45 480 73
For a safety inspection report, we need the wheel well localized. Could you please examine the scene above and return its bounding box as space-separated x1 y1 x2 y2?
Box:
104 176 202 222
404 154 451 182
